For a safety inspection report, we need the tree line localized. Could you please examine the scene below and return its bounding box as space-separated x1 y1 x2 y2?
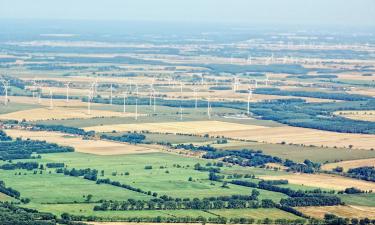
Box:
0 138 74 160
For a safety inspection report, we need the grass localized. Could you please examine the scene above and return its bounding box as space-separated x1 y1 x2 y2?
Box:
28 203 301 220
338 193 375 207
216 141 375 163
210 208 302 220
0 102 39 114
32 152 285 200
0 169 151 204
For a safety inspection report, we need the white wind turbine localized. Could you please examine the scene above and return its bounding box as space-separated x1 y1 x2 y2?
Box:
247 87 253 115
1 79 9 105
87 90 93 115
207 97 211 119
179 81 184 120
247 55 252 65
192 87 198 109
109 84 113 105
49 89 54 110
265 74 269 87
135 84 139 120
122 91 127 114
65 82 71 103
152 89 156 113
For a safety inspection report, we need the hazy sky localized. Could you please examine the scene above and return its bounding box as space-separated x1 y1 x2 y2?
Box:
1 0 374 27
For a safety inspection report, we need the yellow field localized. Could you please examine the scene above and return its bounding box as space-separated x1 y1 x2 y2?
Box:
84 120 265 134
261 173 375 191
0 107 137 121
210 126 375 150
322 158 375 172
8 96 94 107
5 129 160 155
297 205 375 219
335 110 375 122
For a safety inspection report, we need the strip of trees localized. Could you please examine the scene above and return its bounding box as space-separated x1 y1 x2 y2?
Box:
101 132 145 144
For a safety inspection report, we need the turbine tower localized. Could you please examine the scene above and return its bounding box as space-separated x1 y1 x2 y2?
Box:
135 84 138 120
207 97 211 119
65 82 71 103
110 84 113 105
247 55 252 65
247 88 253 115
122 92 127 114
1 79 9 105
87 90 92 115
152 89 156 113
49 89 54 110
192 87 198 109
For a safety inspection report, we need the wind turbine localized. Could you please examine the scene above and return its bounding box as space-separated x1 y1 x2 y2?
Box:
247 55 252 65
122 91 127 114
247 87 253 115
265 74 269 87
207 97 211 119
49 89 54 110
1 79 9 105
153 89 156 113
65 82 71 103
109 83 113 105
192 87 198 109
87 90 92 115
135 84 139 120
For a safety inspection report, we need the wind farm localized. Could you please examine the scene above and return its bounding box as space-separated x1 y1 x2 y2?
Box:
0 1 375 224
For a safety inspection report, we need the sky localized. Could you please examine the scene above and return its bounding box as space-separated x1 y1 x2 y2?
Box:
0 0 374 27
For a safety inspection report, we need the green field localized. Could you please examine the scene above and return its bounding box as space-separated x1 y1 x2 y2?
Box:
337 193 375 207
216 141 375 163
29 203 301 220
0 102 39 114
14 152 286 200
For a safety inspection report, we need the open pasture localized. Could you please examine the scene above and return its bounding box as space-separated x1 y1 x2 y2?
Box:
261 173 375 191
5 129 160 155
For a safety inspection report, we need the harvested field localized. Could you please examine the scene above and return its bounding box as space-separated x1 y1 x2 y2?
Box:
335 110 375 122
84 120 265 134
261 173 375 191
0 107 137 121
8 96 94 107
210 126 375 150
322 158 375 172
297 205 375 219
5 129 160 155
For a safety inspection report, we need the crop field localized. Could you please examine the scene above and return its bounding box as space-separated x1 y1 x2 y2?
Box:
0 107 139 121
297 205 375 219
322 158 375 172
84 120 266 134
211 126 375 150
5 129 160 155
335 110 375 122
261 173 375 191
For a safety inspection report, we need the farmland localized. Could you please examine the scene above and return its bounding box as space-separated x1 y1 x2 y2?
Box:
0 13 375 225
